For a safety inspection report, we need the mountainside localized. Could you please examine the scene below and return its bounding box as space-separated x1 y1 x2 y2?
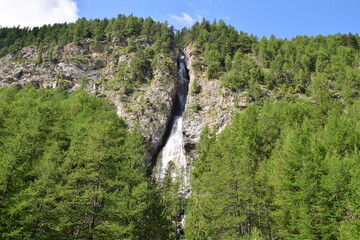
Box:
1 15 360 239
183 44 248 159
2 17 360 161
0 17 180 160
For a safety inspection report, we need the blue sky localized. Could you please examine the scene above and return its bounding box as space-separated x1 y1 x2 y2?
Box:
0 0 359 39
75 0 360 39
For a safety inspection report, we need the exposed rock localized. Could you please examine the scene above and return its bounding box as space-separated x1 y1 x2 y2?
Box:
113 62 178 159
182 45 248 159
0 41 178 163
20 46 38 60
0 82 9 87
0 53 14 64
63 43 88 56
0 41 247 166
42 81 58 89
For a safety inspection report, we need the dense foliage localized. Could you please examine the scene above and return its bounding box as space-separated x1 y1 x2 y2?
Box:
177 20 360 240
0 14 175 58
1 14 360 239
0 87 172 239
180 20 360 103
187 98 360 239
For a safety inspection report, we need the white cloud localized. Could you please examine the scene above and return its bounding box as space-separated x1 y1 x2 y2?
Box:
169 13 195 27
0 0 78 28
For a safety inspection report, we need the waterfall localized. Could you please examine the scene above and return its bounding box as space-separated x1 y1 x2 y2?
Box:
157 56 190 233
158 56 190 190
158 116 188 185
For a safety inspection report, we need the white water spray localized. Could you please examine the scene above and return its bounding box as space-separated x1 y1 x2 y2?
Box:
158 56 190 193
157 56 190 232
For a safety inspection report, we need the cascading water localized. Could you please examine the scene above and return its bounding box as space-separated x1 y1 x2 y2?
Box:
158 116 187 185
158 56 190 189
157 55 190 233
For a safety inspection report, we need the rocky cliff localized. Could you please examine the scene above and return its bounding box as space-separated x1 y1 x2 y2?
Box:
182 45 248 159
0 39 251 163
0 41 179 160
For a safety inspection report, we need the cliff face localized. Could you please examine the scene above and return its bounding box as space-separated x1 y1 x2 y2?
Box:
0 41 179 160
113 55 179 158
0 44 103 89
182 45 248 159
0 40 248 162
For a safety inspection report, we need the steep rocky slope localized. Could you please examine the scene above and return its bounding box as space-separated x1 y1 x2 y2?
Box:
0 40 253 163
0 41 179 160
182 44 248 159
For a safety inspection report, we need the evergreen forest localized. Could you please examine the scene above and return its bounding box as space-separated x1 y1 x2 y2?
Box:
1 15 360 239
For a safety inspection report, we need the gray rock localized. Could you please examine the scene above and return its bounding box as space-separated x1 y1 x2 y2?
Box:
20 46 38 60
182 45 248 160
0 42 180 163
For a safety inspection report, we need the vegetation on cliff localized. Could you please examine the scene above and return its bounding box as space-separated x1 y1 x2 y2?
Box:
0 14 175 58
1 14 360 239
187 98 360 239
182 20 360 239
179 19 360 103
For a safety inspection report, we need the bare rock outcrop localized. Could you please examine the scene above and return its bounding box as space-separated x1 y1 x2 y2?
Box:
0 42 178 161
182 45 248 159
